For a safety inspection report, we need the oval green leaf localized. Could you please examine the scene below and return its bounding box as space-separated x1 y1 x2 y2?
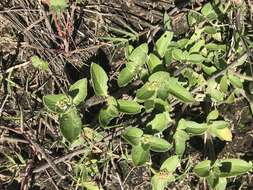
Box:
68 78 87 106
136 82 157 101
117 66 136 87
148 112 172 132
90 63 108 96
144 135 172 152
59 107 82 143
131 144 150 166
173 129 189 156
31 56 49 71
117 99 142 114
185 121 208 135
218 159 252 178
227 71 243 89
207 109 219 122
160 155 180 172
172 48 184 61
122 127 143 146
147 53 163 72
155 31 173 58
99 105 119 127
166 77 195 102
194 160 212 177
128 43 148 66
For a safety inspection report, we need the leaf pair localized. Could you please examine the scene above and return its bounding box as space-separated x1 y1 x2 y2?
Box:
99 98 143 127
122 127 172 166
151 155 180 190
146 71 195 102
118 43 148 87
194 159 252 189
43 78 87 142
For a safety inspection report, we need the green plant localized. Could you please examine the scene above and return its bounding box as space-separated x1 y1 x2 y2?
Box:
194 159 252 190
43 78 87 143
49 0 68 16
42 1 253 189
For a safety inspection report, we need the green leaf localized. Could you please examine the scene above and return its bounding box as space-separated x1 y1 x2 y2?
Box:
185 121 208 135
136 81 158 100
187 54 205 64
163 12 172 30
148 112 172 132
144 135 172 152
90 63 108 96
147 53 163 72
207 80 224 102
144 100 155 113
187 10 205 25
117 99 142 114
151 172 175 190
205 43 226 51
68 78 87 106
117 66 136 87
59 107 82 143
202 64 217 75
99 105 119 126
207 172 219 189
214 178 227 190
164 48 173 65
154 98 171 112
131 144 150 166
43 94 71 113
31 56 49 71
212 32 222 41
210 120 229 129
227 71 243 89
207 109 219 122
220 75 228 93
209 121 232 142
125 44 134 58
210 89 224 102
235 53 248 67
172 48 184 61
176 39 189 49
201 3 218 20
154 85 170 100
194 160 212 177
173 130 189 156
177 119 187 130
49 0 68 15
204 26 218 34
128 43 148 66
149 71 171 83
166 77 195 102
155 31 174 58
218 159 252 178
189 40 205 53
160 155 180 172
148 74 171 99
226 92 235 103
122 127 143 146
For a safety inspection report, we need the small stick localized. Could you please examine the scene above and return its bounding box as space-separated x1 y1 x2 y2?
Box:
0 137 28 144
5 61 30 73
0 94 9 116
33 148 88 173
